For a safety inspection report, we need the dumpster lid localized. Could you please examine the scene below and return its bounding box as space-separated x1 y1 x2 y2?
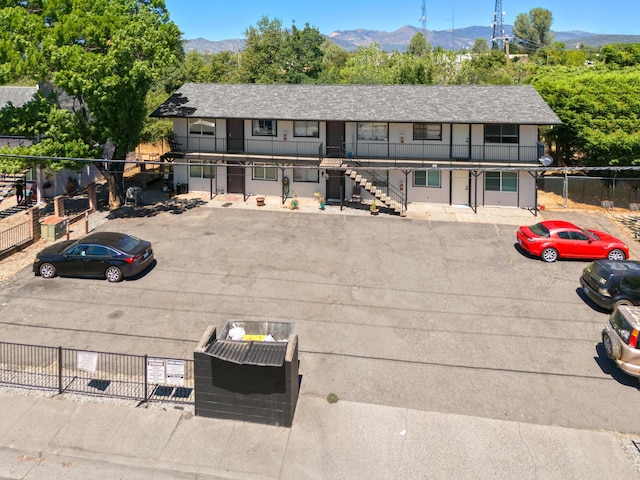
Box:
204 320 293 366
206 340 288 366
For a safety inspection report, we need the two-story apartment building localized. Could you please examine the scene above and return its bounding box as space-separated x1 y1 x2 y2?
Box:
152 84 561 213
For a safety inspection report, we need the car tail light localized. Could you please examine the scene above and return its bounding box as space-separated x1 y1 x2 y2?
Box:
124 257 135 264
630 329 639 348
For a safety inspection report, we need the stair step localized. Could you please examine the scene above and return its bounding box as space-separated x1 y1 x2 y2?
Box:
365 182 373 190
354 174 362 183
345 170 353 176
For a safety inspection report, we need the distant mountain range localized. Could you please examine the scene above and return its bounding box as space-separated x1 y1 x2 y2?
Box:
184 25 640 54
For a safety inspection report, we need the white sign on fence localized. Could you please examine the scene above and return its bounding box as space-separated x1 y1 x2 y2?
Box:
166 359 185 386
77 351 99 374
147 358 166 384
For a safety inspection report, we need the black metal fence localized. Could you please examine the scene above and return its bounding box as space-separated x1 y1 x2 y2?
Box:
0 341 194 405
0 219 30 252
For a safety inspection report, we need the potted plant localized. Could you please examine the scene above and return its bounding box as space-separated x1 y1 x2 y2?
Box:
290 193 299 210
370 200 379 215
314 192 325 210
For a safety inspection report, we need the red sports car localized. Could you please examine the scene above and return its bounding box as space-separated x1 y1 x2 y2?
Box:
516 220 629 263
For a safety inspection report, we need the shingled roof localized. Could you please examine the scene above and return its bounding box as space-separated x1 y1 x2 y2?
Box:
152 83 562 125
0 86 39 109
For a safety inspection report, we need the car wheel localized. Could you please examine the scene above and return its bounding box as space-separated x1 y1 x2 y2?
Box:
607 249 626 261
105 266 123 283
39 263 57 279
541 248 558 263
603 332 621 360
613 299 633 311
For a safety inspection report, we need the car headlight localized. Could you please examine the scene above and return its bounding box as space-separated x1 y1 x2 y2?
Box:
598 287 610 297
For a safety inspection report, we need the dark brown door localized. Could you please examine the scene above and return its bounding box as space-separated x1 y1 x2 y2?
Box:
227 119 244 152
326 121 345 157
326 170 343 202
227 163 244 194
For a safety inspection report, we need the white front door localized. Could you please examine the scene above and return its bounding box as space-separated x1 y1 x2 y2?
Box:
451 170 469 205
452 124 469 159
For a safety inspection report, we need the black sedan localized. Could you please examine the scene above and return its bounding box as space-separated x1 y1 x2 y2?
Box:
33 232 154 282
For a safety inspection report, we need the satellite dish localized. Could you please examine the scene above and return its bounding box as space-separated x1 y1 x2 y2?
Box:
539 155 553 167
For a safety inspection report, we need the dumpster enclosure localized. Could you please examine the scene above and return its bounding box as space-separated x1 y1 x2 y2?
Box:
194 320 299 427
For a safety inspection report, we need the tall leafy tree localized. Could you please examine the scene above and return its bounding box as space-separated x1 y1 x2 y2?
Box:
319 40 348 84
341 44 394 84
530 68 640 166
406 32 430 57
238 17 324 84
0 0 182 208
513 8 554 52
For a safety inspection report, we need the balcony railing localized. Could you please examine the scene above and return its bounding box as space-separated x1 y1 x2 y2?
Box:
171 136 545 165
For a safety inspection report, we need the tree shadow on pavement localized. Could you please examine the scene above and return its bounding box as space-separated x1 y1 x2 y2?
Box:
106 198 207 219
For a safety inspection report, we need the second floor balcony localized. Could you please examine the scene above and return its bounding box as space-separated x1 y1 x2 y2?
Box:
170 135 546 166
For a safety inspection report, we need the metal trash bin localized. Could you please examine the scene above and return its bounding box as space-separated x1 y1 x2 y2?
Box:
194 320 299 427
125 186 142 207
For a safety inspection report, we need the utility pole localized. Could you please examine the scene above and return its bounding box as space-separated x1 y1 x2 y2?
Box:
505 36 510 65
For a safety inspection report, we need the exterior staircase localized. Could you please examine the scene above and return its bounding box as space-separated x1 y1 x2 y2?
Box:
0 172 26 205
345 168 405 216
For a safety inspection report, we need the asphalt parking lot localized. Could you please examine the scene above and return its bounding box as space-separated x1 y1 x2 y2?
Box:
2 203 640 438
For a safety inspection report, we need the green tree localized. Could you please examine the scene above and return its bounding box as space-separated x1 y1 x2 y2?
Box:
319 40 348 83
238 17 324 84
530 68 640 166
601 43 640 67
407 32 430 57
472 38 489 54
341 44 394 84
0 0 183 208
513 8 554 52
239 16 287 83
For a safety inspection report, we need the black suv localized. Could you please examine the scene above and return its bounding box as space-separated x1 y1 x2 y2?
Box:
580 260 640 311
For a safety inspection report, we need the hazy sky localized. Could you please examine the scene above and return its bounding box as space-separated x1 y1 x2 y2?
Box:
164 0 640 40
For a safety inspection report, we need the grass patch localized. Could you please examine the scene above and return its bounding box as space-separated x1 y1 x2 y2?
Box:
326 392 339 404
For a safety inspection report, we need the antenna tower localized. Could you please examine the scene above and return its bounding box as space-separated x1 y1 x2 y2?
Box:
420 0 427 35
491 0 505 50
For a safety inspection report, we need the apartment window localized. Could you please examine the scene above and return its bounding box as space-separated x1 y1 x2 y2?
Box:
485 171 518 192
189 119 215 136
413 123 442 141
414 170 441 188
293 168 319 182
189 159 215 178
253 163 277 181
294 121 319 138
357 122 388 141
252 119 276 136
484 124 519 144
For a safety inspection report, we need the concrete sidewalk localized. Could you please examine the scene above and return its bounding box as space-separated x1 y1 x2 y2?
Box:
161 191 539 227
0 390 637 479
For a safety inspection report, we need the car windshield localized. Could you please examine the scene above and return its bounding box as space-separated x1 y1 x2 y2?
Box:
529 223 550 237
114 235 143 253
